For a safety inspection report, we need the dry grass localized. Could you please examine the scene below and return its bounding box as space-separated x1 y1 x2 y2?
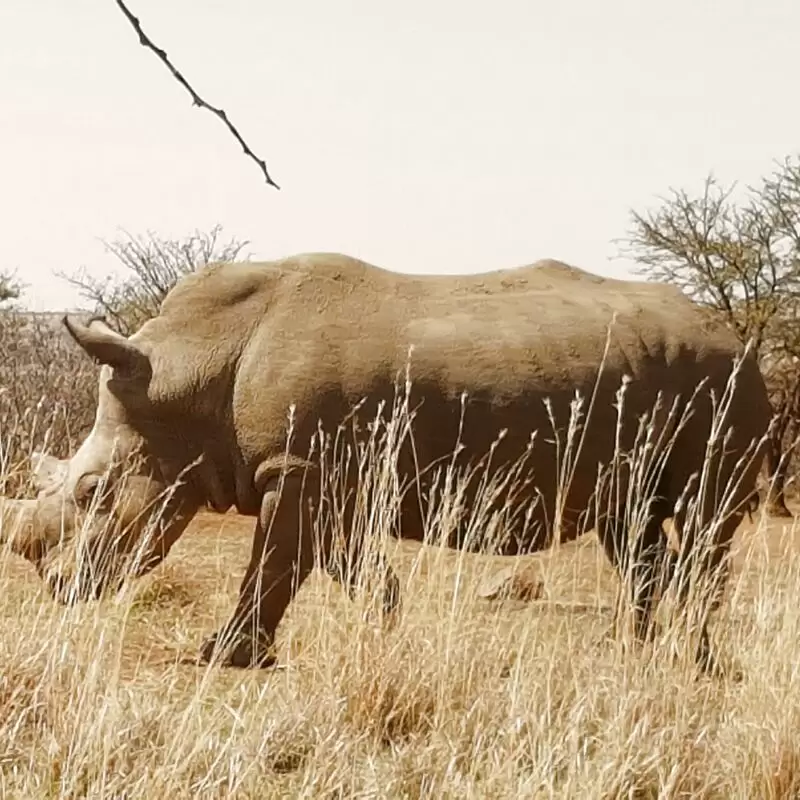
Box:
0 339 794 797
0 509 799 798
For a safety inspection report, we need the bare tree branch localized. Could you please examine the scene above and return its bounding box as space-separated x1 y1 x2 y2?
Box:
113 0 280 190
57 226 250 336
618 156 800 515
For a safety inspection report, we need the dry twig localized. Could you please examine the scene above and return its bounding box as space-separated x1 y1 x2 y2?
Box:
113 0 280 190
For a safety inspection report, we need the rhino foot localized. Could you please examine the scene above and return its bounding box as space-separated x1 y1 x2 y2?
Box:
199 628 277 669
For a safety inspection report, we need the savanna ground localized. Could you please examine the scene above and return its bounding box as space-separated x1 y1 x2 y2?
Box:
1 500 800 798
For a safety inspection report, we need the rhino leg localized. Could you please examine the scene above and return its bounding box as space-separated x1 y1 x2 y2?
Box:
629 514 673 643
200 478 316 668
597 501 673 644
325 542 401 621
669 505 743 680
600 495 739 679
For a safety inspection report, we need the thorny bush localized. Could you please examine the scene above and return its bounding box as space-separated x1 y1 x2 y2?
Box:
0 309 98 496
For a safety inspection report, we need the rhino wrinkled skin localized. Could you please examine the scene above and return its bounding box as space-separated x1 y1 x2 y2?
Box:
0 254 772 673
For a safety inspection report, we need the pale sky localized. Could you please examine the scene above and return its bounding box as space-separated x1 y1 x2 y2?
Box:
2 0 798 311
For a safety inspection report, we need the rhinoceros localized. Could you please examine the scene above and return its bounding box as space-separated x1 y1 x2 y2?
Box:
0 254 771 673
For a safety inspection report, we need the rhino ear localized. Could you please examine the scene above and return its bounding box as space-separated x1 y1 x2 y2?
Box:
62 316 149 375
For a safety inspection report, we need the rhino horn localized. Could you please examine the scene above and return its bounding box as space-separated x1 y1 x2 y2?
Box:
62 316 149 374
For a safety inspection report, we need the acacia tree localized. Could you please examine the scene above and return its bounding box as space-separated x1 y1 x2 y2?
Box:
620 155 800 517
59 225 250 335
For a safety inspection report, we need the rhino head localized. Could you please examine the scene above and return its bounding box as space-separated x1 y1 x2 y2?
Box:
0 317 202 603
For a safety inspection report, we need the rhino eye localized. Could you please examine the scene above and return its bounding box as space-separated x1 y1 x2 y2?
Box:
75 474 105 507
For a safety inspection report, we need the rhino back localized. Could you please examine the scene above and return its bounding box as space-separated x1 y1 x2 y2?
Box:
226 255 749 469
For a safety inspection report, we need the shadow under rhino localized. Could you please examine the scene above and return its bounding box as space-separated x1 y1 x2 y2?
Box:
0 253 772 677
